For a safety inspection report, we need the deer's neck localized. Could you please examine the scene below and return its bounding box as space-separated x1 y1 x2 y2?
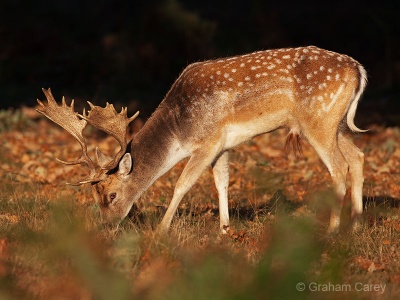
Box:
129 106 189 192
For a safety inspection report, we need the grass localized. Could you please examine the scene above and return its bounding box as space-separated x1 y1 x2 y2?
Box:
0 180 399 299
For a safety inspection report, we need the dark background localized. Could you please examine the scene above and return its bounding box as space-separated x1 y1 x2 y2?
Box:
1 0 399 125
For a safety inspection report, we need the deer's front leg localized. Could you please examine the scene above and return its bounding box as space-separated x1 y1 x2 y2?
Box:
159 143 223 234
212 151 230 234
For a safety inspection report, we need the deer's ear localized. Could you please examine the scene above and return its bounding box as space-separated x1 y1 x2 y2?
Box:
118 153 132 176
96 147 112 168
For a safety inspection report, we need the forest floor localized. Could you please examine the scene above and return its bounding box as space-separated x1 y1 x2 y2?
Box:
0 106 399 299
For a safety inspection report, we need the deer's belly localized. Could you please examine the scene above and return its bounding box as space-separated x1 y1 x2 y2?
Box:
223 110 287 149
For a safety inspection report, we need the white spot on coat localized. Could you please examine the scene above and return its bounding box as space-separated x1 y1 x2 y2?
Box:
267 64 276 70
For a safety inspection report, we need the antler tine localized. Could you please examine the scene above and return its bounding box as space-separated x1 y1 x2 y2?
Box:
79 101 139 170
36 88 99 185
129 111 140 123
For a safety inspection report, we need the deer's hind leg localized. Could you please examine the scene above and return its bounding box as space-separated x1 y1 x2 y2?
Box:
302 128 349 233
338 133 364 230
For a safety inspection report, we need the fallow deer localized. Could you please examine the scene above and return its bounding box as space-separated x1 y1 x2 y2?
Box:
37 46 367 234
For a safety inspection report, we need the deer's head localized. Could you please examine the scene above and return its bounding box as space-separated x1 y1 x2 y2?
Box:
37 88 139 225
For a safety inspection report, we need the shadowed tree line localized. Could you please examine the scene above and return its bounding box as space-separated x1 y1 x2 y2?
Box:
0 0 399 124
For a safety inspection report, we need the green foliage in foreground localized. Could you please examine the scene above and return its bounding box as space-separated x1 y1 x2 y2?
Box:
0 186 397 299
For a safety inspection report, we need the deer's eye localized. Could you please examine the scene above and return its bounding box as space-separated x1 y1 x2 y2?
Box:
109 193 117 201
104 192 117 205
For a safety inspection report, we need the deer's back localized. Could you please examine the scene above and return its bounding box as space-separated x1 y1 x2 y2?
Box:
160 46 362 147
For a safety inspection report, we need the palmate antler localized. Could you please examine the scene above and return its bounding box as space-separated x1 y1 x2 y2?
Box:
36 88 139 185
80 102 139 170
